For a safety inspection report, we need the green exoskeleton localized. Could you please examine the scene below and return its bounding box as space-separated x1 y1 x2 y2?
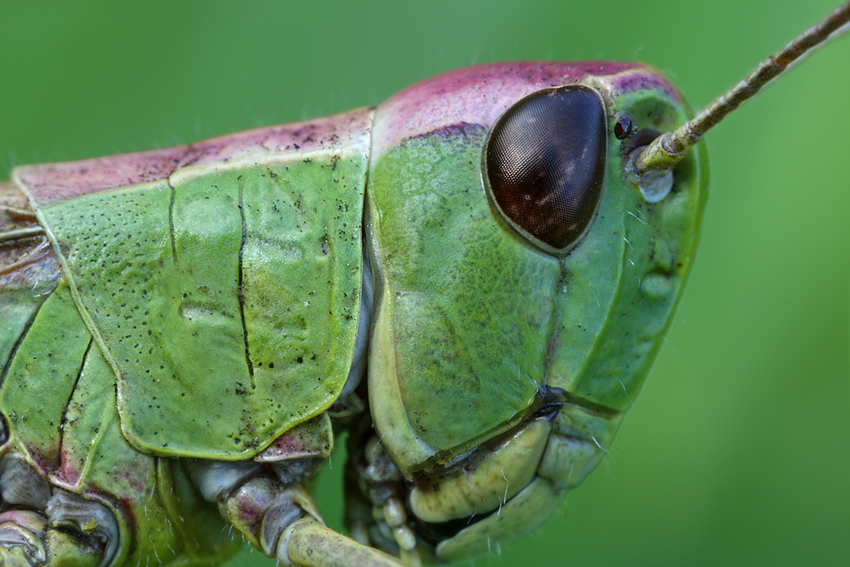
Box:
0 3 847 566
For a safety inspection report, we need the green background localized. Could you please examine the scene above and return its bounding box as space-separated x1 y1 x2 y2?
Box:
1 1 847 566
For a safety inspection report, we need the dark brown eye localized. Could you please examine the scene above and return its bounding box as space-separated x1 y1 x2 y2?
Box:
485 85 607 253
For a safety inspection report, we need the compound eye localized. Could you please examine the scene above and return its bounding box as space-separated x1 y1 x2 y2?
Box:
485 85 607 253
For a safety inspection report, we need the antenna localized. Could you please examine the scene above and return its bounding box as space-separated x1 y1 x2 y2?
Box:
633 1 850 182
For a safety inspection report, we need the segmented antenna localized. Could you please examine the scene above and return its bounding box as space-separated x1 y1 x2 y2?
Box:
635 1 850 176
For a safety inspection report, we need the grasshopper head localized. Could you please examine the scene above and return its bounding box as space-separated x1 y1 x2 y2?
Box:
362 62 706 561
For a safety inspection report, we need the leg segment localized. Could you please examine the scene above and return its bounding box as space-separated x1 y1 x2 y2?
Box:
345 430 423 565
285 518 415 567
188 459 413 567
0 456 118 567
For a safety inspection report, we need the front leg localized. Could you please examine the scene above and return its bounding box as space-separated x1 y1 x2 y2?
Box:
284 518 415 567
188 459 413 567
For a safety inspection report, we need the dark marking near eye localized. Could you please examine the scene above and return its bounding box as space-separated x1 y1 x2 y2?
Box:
615 116 633 139
623 127 662 156
485 85 607 253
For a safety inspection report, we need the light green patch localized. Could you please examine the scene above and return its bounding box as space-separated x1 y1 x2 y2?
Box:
30 151 367 458
546 87 706 410
369 126 559 459
0 288 50 374
0 281 92 467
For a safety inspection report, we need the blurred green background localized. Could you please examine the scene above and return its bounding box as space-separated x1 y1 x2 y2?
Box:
1 1 847 566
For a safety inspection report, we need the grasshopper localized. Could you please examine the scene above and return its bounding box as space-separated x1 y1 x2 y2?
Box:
0 3 847 567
